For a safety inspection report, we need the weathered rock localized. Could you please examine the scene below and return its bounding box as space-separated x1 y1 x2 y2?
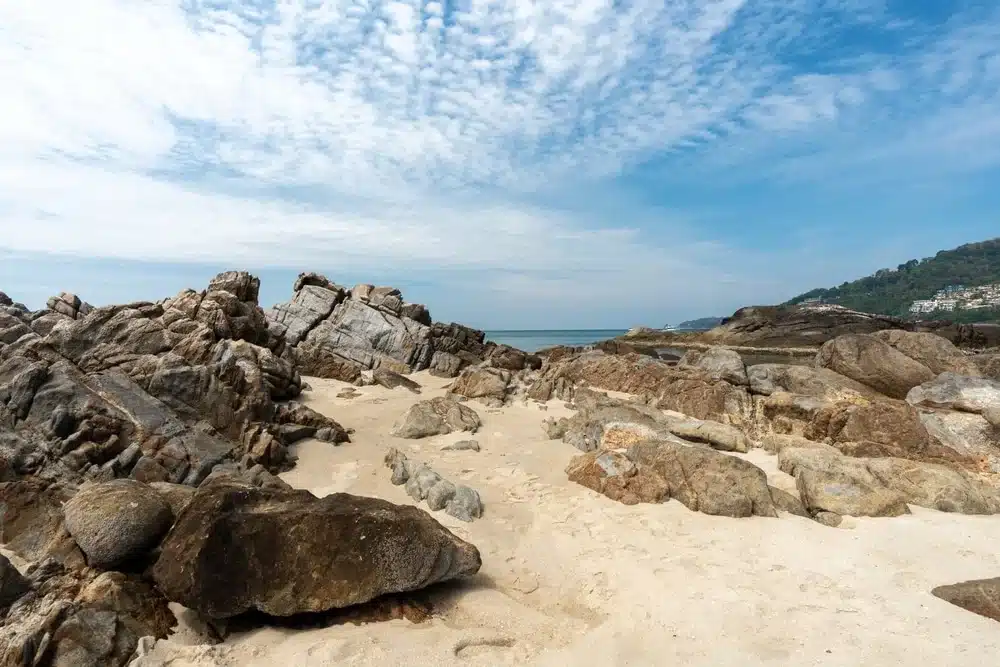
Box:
701 303 908 347
918 410 1000 469
932 577 1000 623
779 446 1000 516
815 334 935 399
486 345 542 372
665 418 749 453
907 373 1000 415
446 486 484 522
357 368 422 393
973 353 1000 381
747 363 879 400
623 440 777 518
152 483 481 618
757 391 835 437
566 450 669 505
390 397 481 439
442 440 480 452
813 511 844 527
384 448 484 521
760 433 838 455
148 481 196 518
768 486 810 517
679 347 748 386
0 554 30 610
448 367 511 406
63 479 174 569
873 330 982 377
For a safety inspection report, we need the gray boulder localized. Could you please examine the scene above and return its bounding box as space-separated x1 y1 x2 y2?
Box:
907 372 1000 415
873 330 982 377
679 347 748 386
384 448 485 522
63 479 175 569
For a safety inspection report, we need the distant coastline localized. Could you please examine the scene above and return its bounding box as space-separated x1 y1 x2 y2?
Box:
485 329 627 353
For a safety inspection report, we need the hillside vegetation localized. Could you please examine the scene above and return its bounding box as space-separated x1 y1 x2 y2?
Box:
788 238 1000 321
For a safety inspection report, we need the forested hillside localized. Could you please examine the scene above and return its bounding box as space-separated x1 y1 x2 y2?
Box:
788 238 1000 321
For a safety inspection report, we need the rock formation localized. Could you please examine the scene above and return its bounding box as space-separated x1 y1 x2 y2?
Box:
932 577 1000 623
384 448 485 521
390 397 481 439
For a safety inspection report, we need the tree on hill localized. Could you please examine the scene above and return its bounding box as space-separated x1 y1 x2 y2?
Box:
787 238 1000 321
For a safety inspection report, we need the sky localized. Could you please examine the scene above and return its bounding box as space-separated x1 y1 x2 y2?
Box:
1 0 999 330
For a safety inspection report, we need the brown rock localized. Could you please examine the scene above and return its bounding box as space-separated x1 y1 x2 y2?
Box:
448 367 511 406
815 334 934 399
566 451 668 505
390 397 481 439
768 486 810 517
873 330 982 377
152 484 481 618
678 347 748 386
932 577 1000 623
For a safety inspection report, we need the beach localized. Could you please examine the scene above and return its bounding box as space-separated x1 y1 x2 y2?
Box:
133 372 1000 667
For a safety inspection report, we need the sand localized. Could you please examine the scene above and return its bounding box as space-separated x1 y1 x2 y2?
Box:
133 372 1000 666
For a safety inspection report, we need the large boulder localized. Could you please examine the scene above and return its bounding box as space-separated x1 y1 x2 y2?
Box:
390 397 481 439
872 330 982 377
565 450 669 505
747 363 879 401
815 334 935 399
625 440 777 518
932 577 1000 623
152 484 481 618
906 373 1000 415
448 367 512 406
63 480 174 569
678 347 748 386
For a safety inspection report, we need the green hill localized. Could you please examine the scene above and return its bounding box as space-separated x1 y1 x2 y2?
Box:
787 237 1000 322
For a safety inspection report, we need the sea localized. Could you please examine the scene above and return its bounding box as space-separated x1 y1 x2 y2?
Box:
484 329 627 353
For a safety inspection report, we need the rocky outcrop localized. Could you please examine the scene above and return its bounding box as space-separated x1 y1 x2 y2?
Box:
815 334 935 399
700 304 908 347
872 330 982 377
152 483 482 618
932 577 1000 623
746 363 878 401
907 373 1000 415
778 447 1000 516
266 273 505 382
973 353 1000 381
566 450 669 505
0 271 349 491
390 397 481 439
384 448 484 521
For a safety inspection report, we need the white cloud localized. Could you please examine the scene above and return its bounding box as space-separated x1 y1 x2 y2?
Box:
0 0 998 320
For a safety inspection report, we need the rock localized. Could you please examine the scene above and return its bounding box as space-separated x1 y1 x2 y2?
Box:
973 353 1000 381
486 345 542 372
761 433 839 455
932 577 1000 623
448 367 511 406
543 417 569 440
678 347 748 386
428 351 464 378
815 334 935 399
906 373 1000 415
63 479 175 569
0 554 30 610
266 284 344 345
665 418 749 453
446 486 484 522
758 391 836 437
624 440 777 518
152 483 482 618
442 440 481 452
149 481 196 518
779 446 1000 516
873 330 982 376
778 447 910 517
566 450 669 505
747 363 878 400
813 511 843 527
768 486 810 517
918 410 1000 469
700 303 908 347
358 368 422 393
390 397 481 439
806 398 974 466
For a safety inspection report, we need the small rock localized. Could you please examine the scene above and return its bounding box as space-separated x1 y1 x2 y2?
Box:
447 486 484 522
813 511 843 527
443 440 481 452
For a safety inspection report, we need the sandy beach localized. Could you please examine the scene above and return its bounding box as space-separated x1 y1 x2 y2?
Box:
133 372 1000 667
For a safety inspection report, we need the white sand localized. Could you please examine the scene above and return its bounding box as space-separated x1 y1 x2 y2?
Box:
135 373 1000 666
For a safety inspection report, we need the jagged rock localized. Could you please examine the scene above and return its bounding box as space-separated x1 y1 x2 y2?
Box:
747 363 879 400
678 347 748 386
442 440 480 452
486 345 542 372
63 479 174 569
390 397 481 439
357 367 422 393
907 373 1000 415
629 440 776 517
0 554 30 610
266 284 344 346
0 560 173 667
448 367 511 406
932 577 1000 623
872 330 982 377
152 483 482 618
428 351 464 378
779 447 1000 515
815 334 935 399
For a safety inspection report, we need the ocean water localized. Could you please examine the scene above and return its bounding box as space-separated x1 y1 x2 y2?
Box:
485 329 627 353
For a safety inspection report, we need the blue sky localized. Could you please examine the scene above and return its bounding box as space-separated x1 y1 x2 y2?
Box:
1 0 999 329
